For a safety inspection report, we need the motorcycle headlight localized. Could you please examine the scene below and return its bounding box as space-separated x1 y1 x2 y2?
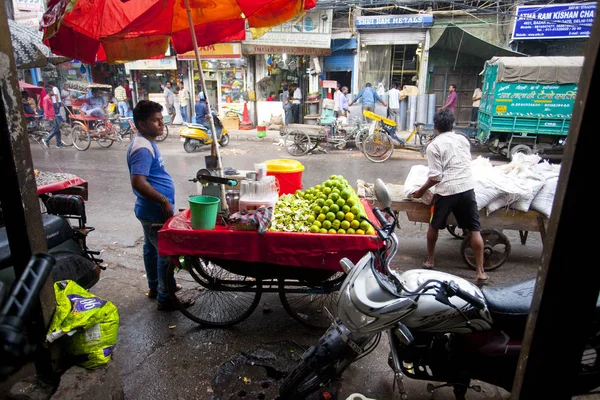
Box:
338 286 375 330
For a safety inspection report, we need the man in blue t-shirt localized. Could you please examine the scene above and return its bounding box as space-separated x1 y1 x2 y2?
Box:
127 100 187 311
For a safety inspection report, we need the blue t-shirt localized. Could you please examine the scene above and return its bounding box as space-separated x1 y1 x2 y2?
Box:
195 101 209 124
127 136 175 221
354 87 380 106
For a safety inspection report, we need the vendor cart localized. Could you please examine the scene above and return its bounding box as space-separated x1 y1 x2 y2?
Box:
359 183 548 271
158 199 382 329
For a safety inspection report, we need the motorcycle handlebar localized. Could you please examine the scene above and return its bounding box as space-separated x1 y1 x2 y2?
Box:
447 281 486 310
372 208 389 229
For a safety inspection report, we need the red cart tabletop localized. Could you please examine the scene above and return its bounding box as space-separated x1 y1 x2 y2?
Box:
37 176 87 197
158 199 383 271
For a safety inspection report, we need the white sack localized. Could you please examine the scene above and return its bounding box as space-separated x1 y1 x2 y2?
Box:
404 165 435 205
530 177 559 217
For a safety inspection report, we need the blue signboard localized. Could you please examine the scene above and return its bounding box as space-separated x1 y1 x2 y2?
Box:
356 14 434 30
513 3 596 40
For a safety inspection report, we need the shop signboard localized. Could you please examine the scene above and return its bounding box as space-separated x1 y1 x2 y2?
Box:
124 57 177 73
355 14 434 29
513 3 595 40
177 43 242 60
242 9 332 54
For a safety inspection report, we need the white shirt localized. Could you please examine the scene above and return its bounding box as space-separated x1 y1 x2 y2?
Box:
388 88 401 109
472 88 482 108
52 86 60 104
333 90 341 111
426 132 474 196
292 88 301 104
61 89 72 106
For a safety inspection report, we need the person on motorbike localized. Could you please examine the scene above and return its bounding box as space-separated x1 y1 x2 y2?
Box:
411 108 488 284
194 93 221 138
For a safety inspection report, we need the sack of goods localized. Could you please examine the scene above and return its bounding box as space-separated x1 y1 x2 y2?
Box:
46 280 119 369
403 153 560 217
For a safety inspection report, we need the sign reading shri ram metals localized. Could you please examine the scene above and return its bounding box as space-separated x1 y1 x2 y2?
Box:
355 14 434 29
513 3 596 40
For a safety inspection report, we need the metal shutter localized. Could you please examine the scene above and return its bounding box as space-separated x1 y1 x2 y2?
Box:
324 51 354 72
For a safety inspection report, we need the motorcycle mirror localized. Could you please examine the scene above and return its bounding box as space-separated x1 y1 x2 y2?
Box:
374 179 392 209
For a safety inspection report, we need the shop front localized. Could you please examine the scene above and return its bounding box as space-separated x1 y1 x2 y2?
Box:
356 14 433 96
243 9 332 126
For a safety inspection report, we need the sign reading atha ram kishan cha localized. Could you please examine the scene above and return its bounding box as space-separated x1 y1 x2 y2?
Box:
513 2 596 40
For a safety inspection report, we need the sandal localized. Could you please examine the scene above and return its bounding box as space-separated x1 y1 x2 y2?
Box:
475 277 490 286
422 259 434 270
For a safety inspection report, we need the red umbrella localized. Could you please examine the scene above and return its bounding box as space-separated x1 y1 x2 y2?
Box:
41 0 316 64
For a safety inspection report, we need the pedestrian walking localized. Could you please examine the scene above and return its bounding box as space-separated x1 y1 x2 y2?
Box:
124 79 133 111
337 86 350 117
50 81 64 122
471 85 482 124
115 81 129 117
291 83 302 123
333 84 341 117
42 86 63 148
127 100 185 311
163 81 176 124
410 109 488 284
440 83 458 116
387 82 401 126
349 82 387 119
281 83 292 126
61 82 73 121
178 82 190 123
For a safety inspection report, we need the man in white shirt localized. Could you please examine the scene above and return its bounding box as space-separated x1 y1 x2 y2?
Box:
333 84 341 117
50 81 64 122
291 83 302 123
61 82 73 121
387 82 401 126
411 109 488 284
163 81 176 124
178 82 190 123
471 86 482 124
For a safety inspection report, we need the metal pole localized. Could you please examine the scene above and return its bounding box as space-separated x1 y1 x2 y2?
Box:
183 0 227 212
0 7 57 382
511 11 600 400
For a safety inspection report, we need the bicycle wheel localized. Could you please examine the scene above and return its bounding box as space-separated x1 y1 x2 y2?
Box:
72 123 91 151
284 131 312 156
166 257 262 327
119 128 133 144
156 125 169 142
354 128 370 153
59 123 74 146
362 132 394 163
278 272 345 329
95 123 114 148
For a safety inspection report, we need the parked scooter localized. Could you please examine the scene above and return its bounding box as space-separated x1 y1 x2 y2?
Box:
280 179 600 399
0 193 103 296
179 113 230 153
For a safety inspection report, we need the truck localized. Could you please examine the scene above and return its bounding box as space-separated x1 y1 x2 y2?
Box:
477 56 583 159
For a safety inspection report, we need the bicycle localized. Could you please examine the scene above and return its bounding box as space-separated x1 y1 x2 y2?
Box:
362 110 434 163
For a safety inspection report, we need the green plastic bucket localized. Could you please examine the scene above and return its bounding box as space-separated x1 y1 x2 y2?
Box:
189 195 220 230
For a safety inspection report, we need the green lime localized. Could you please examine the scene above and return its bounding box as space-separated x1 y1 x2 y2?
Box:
326 212 336 222
325 199 334 207
323 187 332 195
329 193 340 202
342 205 351 213
323 180 333 188
322 220 332 229
336 198 346 208
313 220 322 228
341 220 351 230
337 229 346 234
329 204 339 214
336 211 346 221
315 185 322 191
350 220 360 229
316 199 325 207
360 220 371 231
356 229 365 235
312 205 321 214
332 220 341 230
341 190 352 200
350 206 360 215
319 228 328 234
328 229 337 234
345 212 354 222
321 206 330 215
307 215 315 224
366 227 376 235
309 225 319 233
346 198 356 207
317 213 326 222
347 228 356 235
332 188 341 194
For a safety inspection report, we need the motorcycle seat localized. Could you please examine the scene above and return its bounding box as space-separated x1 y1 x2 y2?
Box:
185 123 209 130
0 214 74 271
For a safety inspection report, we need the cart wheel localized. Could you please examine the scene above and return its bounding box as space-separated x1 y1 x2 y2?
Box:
72 123 91 151
461 228 511 271
95 123 114 148
354 129 369 153
278 272 346 329
510 144 533 160
60 123 74 146
447 225 468 240
362 132 394 163
166 257 262 327
284 131 312 156
156 125 169 142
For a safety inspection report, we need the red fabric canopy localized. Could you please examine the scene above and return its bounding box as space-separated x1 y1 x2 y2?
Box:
19 81 43 94
158 199 383 271
42 0 317 64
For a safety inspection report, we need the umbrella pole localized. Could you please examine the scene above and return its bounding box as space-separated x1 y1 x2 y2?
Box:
183 0 228 213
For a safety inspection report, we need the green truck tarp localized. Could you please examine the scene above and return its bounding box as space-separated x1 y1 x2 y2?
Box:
486 56 584 84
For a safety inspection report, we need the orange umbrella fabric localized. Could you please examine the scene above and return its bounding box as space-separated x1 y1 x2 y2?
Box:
41 0 316 64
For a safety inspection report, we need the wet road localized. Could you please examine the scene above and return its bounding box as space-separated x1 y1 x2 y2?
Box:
27 132 542 399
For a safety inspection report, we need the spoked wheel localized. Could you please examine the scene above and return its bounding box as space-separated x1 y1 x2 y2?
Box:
72 123 91 151
447 225 468 239
278 271 346 329
461 228 511 271
166 257 262 327
284 131 312 156
354 129 370 153
94 123 114 148
60 123 74 146
362 132 394 163
156 125 169 142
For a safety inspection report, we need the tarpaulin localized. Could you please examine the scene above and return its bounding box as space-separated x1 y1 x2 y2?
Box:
158 199 383 271
488 56 584 84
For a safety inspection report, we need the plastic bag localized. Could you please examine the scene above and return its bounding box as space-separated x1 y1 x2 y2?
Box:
46 280 119 369
403 165 435 205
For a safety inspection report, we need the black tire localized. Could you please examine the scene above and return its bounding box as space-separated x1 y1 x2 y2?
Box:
510 144 533 160
278 272 345 329
183 138 196 153
354 128 369 153
447 225 468 239
49 251 99 289
156 125 169 142
166 257 262 327
95 123 114 148
72 123 91 151
461 228 511 271
219 134 230 147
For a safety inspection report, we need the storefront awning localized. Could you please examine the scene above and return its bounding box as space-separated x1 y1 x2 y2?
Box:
431 24 524 60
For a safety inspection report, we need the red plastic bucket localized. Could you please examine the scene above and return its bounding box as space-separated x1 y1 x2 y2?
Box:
264 159 304 195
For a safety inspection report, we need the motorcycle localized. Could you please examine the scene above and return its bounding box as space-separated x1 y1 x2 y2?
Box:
179 113 230 153
280 179 600 399
0 192 103 297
